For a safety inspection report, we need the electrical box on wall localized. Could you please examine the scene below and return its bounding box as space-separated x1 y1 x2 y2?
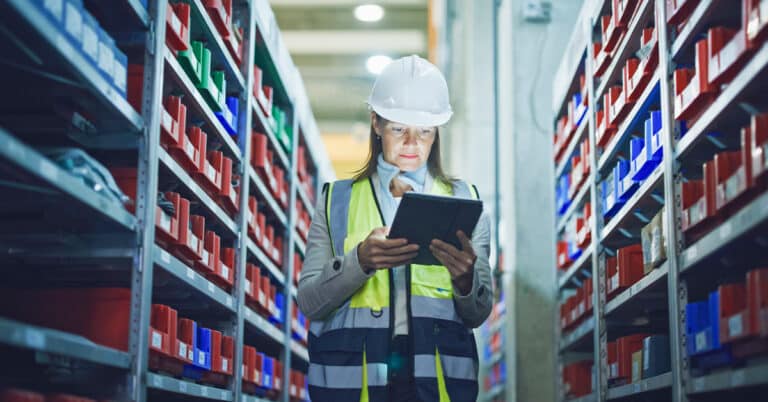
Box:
522 0 552 23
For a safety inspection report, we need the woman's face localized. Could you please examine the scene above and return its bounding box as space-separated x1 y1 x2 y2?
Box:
373 114 437 172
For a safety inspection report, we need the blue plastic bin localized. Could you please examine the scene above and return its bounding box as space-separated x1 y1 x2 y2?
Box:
40 0 64 26
602 171 623 218
97 27 115 84
216 97 239 136
182 325 212 379
617 159 638 201
62 0 84 48
80 10 99 65
648 111 664 160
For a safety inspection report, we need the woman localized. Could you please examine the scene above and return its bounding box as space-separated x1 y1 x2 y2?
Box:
297 55 492 402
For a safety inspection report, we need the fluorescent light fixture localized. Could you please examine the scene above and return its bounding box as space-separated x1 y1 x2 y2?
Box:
366 55 392 75
354 4 384 22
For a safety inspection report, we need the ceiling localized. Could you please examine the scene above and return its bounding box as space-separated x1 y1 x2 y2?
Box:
269 0 429 176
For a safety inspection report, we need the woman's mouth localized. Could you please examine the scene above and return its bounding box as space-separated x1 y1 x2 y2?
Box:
400 154 418 159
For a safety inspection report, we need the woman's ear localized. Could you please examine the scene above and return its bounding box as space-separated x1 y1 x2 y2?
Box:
371 112 382 136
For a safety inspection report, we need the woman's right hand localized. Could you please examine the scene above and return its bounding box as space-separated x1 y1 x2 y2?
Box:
357 227 419 274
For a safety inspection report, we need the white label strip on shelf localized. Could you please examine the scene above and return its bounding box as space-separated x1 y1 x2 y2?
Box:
186 267 196 280
179 380 187 392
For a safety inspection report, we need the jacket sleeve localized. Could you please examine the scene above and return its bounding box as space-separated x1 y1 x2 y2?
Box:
452 210 493 328
296 185 375 321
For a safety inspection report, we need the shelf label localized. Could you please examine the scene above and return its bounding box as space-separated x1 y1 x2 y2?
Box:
202 250 210 265
687 245 698 261
153 374 163 387
179 343 187 358
25 328 45 349
221 265 230 280
201 386 208 397
729 315 743 337
179 381 187 392
206 163 218 183
41 161 59 181
693 377 705 391
226 296 233 307
170 12 182 35
633 383 641 393
151 331 163 349
221 390 227 400
695 331 707 352
188 233 199 251
198 352 206 366
207 282 215 293
161 250 171 264
184 140 196 160
186 267 195 280
731 370 745 387
719 221 733 240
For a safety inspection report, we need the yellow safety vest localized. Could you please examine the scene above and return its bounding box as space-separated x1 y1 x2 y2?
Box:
307 177 480 402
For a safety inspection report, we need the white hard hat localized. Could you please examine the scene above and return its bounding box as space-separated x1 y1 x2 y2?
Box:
367 55 453 127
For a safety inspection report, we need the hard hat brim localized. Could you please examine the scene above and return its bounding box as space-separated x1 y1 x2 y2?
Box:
370 105 452 127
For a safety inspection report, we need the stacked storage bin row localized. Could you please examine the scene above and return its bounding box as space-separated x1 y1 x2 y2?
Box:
0 0 329 400
601 111 664 219
685 268 768 368
555 76 590 219
560 278 594 333
35 0 129 99
562 360 593 399
481 295 506 399
556 202 592 271
241 344 286 400
607 334 670 385
550 0 768 399
1 389 105 402
245 264 285 325
149 304 234 383
681 113 768 241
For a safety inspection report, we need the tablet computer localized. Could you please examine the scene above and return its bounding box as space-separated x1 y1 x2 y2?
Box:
388 192 483 266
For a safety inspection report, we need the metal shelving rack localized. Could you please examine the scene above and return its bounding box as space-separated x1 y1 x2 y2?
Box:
0 1 333 402
552 1 768 402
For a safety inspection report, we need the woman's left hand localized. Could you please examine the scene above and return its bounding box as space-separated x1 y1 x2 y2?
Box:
430 230 476 296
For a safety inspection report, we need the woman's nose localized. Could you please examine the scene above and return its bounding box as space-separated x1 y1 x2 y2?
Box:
403 129 418 145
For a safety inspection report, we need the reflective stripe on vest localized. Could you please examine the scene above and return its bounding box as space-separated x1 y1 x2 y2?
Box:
310 177 479 402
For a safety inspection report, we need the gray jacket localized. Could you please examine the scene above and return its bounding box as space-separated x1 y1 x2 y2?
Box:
296 173 493 328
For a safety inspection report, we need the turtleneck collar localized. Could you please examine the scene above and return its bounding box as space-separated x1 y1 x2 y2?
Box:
376 153 427 195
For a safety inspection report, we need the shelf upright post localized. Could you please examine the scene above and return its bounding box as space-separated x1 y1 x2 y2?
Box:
655 1 689 402
127 1 168 401
281 99 301 402
233 0 260 399
583 15 608 402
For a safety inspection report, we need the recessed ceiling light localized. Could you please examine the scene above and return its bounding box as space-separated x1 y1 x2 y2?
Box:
354 4 384 22
366 55 392 75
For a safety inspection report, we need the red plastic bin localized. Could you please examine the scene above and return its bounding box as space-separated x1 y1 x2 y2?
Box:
203 0 232 36
681 161 718 233
719 282 750 343
746 0 768 44
752 113 768 181
601 15 624 54
607 244 644 298
615 334 648 381
166 2 190 52
606 86 628 127
202 330 234 386
593 42 613 78
713 149 749 212
666 0 699 25
674 39 717 121
0 288 131 352
209 247 235 290
708 26 750 86
195 230 220 276
0 389 44 402
218 155 240 214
